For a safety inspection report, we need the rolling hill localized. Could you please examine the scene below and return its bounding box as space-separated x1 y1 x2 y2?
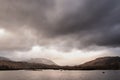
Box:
26 58 57 65
0 56 120 70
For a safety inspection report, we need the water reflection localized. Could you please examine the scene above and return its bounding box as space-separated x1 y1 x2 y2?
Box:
0 70 119 80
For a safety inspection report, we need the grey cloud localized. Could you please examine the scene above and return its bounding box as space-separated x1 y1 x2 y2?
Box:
45 0 120 48
0 0 120 51
0 0 54 51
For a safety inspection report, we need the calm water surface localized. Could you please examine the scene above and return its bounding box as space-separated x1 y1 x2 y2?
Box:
0 70 119 80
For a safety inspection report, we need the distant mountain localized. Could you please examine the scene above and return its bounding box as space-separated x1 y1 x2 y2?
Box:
79 56 120 70
0 57 11 61
0 57 59 70
0 56 120 70
26 58 57 65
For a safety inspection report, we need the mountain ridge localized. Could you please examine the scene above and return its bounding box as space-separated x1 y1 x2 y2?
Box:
0 56 120 70
26 58 57 65
78 56 120 70
0 56 11 61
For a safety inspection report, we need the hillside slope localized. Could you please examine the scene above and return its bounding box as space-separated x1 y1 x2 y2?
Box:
79 57 120 70
26 58 57 65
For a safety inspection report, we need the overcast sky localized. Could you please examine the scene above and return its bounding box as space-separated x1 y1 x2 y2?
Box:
0 0 120 65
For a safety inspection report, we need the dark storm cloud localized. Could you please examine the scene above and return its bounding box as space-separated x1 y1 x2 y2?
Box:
0 0 120 51
48 0 120 48
46 0 120 49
